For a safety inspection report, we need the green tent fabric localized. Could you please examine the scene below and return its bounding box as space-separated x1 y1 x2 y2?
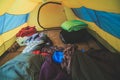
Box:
61 20 87 32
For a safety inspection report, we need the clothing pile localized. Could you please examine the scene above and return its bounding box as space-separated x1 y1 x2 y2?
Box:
32 44 77 80
1 30 120 80
0 33 53 80
22 32 53 53
16 26 37 37
16 26 37 46
31 44 120 80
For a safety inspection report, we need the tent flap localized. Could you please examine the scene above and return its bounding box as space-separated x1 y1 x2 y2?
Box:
72 7 120 38
0 23 28 56
0 13 29 34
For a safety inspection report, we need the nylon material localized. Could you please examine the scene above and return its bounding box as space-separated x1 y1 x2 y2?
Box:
0 0 120 15
4 36 16 50
75 18 120 52
2 14 29 33
2 23 27 42
0 35 4 46
95 11 120 38
62 0 83 8
39 3 67 28
30 0 42 2
89 23 120 52
61 0 120 13
0 23 27 56
82 0 120 13
0 0 15 15
27 4 43 31
0 15 5 34
7 0 38 14
64 7 76 20
72 7 95 22
0 45 5 56
73 7 120 38
0 36 16 56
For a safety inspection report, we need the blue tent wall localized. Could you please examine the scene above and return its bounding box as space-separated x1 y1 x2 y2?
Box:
72 7 120 38
0 13 29 34
0 13 29 56
0 15 5 34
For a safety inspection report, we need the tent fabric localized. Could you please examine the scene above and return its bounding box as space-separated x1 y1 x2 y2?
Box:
28 2 67 30
0 13 29 34
0 0 39 15
62 0 83 8
0 15 4 34
0 23 28 56
0 45 5 56
38 2 67 28
3 36 16 53
63 7 76 20
75 18 120 52
0 36 4 46
81 0 120 14
7 0 39 14
27 4 43 31
0 0 15 15
62 0 120 13
30 0 42 2
72 7 120 38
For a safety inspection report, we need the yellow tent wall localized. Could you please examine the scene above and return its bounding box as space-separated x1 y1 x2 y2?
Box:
28 2 67 30
27 4 43 31
0 23 27 56
0 0 39 15
27 1 76 30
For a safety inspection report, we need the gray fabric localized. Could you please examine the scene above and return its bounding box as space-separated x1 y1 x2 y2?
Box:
72 50 106 80
87 49 120 80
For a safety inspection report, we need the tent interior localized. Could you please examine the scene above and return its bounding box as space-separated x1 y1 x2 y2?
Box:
0 0 120 80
